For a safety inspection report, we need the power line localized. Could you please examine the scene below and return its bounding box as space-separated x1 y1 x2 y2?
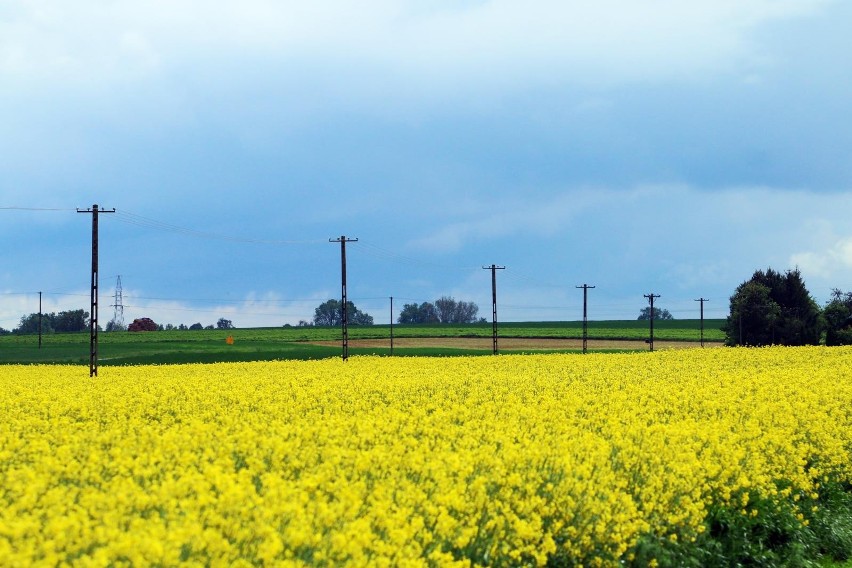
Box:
355 240 481 272
112 209 326 245
0 206 73 211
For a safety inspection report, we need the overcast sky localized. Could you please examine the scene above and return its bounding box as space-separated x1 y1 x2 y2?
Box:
2 0 852 328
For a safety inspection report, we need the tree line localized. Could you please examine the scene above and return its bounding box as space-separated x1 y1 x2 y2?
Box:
1 312 237 335
723 267 851 346
2 309 90 335
304 296 484 327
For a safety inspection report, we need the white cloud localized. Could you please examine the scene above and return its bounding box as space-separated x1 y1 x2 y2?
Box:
0 0 836 92
791 238 852 280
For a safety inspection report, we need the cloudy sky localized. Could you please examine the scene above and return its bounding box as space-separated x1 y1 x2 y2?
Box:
2 0 851 328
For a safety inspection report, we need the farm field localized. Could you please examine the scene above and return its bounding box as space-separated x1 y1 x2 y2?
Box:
0 319 725 365
1 347 851 566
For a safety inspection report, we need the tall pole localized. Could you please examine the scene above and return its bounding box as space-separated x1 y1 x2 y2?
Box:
390 296 394 356
644 293 661 352
694 297 709 347
77 204 115 377
329 235 357 361
576 284 595 354
111 275 125 330
483 264 506 354
38 291 42 349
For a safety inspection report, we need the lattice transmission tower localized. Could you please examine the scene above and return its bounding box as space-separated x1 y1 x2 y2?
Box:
110 275 125 330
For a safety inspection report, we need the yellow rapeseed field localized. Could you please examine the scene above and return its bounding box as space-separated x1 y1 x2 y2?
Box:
1 347 851 566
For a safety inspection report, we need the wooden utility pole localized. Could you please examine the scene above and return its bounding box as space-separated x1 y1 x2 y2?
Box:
77 204 115 376
329 236 357 361
643 293 661 352
576 284 595 353
694 297 709 347
483 264 506 354
38 291 42 349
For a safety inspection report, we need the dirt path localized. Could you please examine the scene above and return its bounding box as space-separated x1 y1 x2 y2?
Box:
309 337 723 351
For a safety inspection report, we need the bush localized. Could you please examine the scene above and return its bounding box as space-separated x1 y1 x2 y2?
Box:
128 318 158 332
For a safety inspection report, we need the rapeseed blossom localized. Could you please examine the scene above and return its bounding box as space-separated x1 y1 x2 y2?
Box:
0 347 851 565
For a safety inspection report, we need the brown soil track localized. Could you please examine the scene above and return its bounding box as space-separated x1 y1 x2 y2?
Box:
310 338 723 351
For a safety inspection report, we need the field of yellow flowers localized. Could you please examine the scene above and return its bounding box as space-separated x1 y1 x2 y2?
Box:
2 347 852 566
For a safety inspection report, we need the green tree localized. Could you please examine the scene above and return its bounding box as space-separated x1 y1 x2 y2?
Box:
399 298 479 324
216 318 235 330
54 309 89 333
722 268 822 346
823 289 852 346
105 320 126 332
14 312 55 334
435 296 480 324
313 300 373 326
637 307 674 321
398 302 439 324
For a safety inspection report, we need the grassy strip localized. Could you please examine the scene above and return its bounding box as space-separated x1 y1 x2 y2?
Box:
0 319 724 364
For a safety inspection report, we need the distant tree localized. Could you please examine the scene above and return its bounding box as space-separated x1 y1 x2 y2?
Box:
54 309 89 333
204 325 215 330
454 300 480 324
0 327 10 335
721 268 822 346
14 312 55 335
434 297 457 323
399 298 479 324
723 282 780 346
189 322 203 330
637 307 674 321
398 302 439 324
313 300 373 326
435 296 480 324
178 324 188 331
313 300 340 326
105 320 127 332
350 308 373 326
823 288 852 346
128 317 158 332
297 320 313 327
216 318 235 330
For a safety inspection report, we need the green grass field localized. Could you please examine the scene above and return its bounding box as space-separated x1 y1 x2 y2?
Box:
0 319 726 366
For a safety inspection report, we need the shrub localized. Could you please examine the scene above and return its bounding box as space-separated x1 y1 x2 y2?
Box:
128 317 158 332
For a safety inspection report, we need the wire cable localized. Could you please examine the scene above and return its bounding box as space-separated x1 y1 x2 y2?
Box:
0 206 74 211
111 209 326 246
